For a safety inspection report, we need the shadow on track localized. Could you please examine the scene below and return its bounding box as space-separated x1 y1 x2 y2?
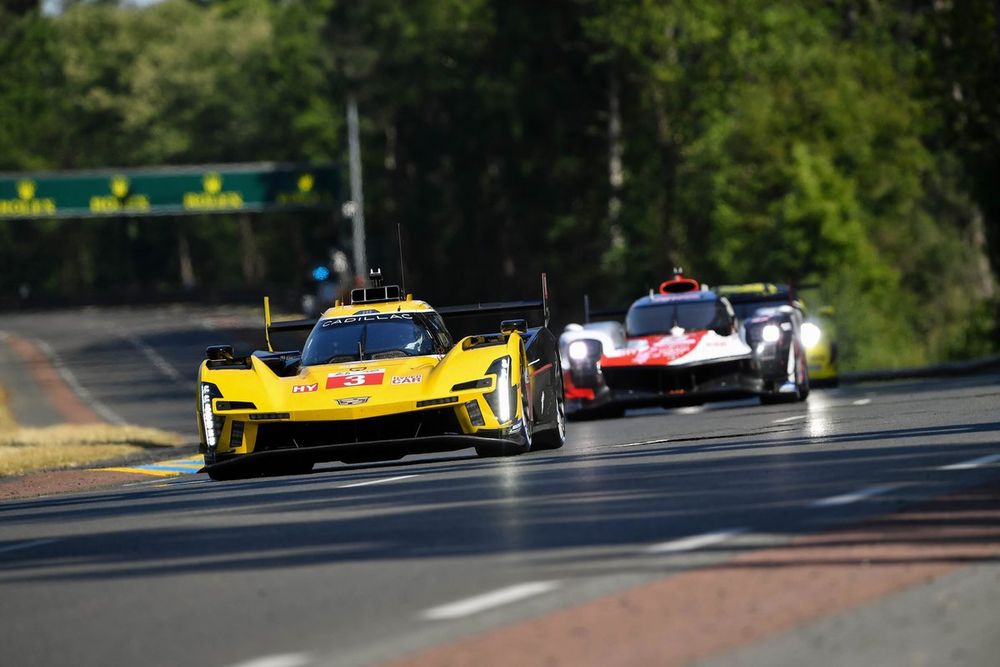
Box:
2 420 999 583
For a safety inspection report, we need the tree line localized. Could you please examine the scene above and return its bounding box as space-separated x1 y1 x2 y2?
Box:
1 0 997 369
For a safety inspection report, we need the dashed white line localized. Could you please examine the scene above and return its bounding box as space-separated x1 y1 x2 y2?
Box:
852 398 872 406
611 437 671 449
772 415 807 423
809 484 899 508
421 581 560 620
938 453 1000 471
0 538 59 555
124 334 185 383
224 653 312 667
33 339 125 424
338 474 418 489
647 528 749 554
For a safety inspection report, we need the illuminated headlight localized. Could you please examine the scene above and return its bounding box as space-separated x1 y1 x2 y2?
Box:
483 356 513 424
200 382 223 449
801 322 821 349
761 324 781 343
568 340 592 361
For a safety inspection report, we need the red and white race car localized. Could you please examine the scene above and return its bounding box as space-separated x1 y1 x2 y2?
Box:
560 271 809 418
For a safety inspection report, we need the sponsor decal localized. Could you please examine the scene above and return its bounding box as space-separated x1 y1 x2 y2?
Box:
321 313 413 326
602 333 705 367
391 374 423 385
336 397 370 406
89 175 151 213
183 172 244 211
292 383 319 393
276 172 328 206
0 179 57 217
327 369 385 389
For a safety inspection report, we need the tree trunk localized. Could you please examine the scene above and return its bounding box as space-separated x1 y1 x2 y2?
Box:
178 223 196 290
238 214 265 285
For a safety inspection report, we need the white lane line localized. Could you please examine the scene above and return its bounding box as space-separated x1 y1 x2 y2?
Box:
852 398 872 405
938 453 1000 471
772 415 807 423
0 538 59 555
225 653 312 667
338 474 418 489
677 406 704 415
33 338 126 424
611 437 671 449
422 581 560 620
124 334 185 383
647 528 748 554
809 484 899 508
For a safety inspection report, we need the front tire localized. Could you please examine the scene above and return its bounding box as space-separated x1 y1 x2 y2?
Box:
533 364 566 451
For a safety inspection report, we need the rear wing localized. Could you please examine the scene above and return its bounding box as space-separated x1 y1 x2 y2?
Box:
438 274 550 340
263 296 316 352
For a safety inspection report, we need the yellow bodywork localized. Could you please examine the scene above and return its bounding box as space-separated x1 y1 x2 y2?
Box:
198 298 529 458
804 309 839 384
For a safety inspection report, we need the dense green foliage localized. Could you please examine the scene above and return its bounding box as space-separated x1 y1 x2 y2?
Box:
1 0 997 369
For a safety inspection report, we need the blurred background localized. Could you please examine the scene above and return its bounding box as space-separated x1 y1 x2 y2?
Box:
1 0 997 371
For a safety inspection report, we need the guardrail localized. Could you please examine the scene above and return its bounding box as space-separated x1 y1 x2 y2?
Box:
842 354 1000 383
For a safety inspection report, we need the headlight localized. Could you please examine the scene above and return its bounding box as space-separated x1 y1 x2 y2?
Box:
801 322 821 348
483 356 513 424
761 324 781 343
200 382 223 449
567 340 592 361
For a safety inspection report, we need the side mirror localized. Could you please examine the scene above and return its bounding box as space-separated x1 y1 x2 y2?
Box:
501 319 528 335
205 345 234 361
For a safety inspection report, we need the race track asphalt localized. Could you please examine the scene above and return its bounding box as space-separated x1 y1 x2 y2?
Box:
1 306 998 667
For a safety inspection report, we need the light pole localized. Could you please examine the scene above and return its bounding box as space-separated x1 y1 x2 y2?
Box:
346 93 368 285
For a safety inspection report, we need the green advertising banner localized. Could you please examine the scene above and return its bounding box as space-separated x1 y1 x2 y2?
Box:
0 163 339 220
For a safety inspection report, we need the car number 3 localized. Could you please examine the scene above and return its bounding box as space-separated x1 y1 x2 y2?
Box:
343 375 367 386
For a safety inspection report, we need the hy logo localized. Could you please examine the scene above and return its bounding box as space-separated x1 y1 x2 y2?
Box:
203 172 223 194
297 173 314 193
16 179 35 201
110 175 129 199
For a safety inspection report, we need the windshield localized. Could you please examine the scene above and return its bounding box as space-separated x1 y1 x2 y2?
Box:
731 299 789 323
626 300 733 336
301 312 453 366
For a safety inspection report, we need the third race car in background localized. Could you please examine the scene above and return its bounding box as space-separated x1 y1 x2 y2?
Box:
559 270 810 418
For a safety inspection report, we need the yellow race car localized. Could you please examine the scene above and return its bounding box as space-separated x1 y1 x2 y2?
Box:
197 273 566 480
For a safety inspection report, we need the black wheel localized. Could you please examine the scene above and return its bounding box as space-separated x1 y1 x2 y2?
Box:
795 345 810 402
760 346 809 404
533 364 566 451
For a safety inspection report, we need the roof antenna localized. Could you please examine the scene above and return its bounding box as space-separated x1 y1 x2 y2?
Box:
396 223 406 295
